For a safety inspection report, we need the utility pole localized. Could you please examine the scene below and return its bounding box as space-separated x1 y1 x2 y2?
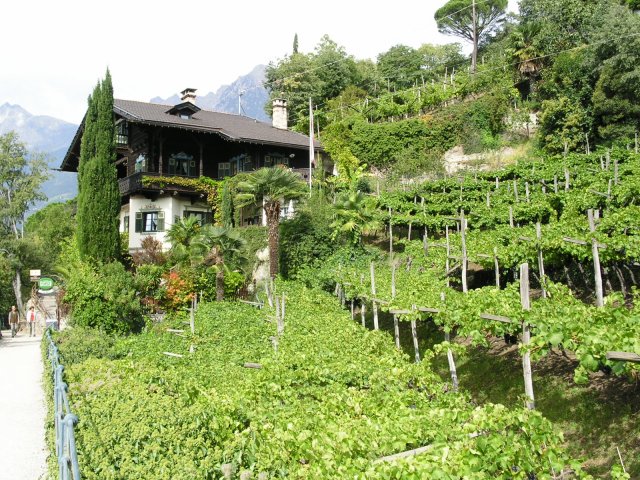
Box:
238 90 245 116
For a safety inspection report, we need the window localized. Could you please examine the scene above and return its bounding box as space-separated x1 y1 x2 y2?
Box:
168 152 196 176
122 215 130 233
115 120 128 145
134 154 147 173
135 211 165 233
218 162 231 179
264 154 288 168
184 210 213 226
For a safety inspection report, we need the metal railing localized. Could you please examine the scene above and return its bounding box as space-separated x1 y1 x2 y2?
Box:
46 329 81 480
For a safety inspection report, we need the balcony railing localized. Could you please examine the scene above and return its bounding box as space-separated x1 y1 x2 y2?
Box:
118 172 198 196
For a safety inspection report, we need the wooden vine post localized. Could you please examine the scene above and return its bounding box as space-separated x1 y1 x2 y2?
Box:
370 262 379 330
460 210 468 293
441 292 458 391
388 207 394 257
391 262 400 348
509 206 514 228
445 226 451 288
588 209 604 307
564 168 570 191
493 247 500 288
411 305 420 363
520 263 535 410
536 222 547 298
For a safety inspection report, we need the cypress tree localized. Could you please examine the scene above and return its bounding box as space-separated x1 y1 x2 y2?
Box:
76 69 121 262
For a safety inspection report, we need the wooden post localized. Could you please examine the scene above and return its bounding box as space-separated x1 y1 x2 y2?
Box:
388 207 393 256
461 210 468 293
606 149 611 170
495 177 499 190
494 247 500 288
411 316 420 362
564 168 570 191
370 262 379 330
408 222 412 241
221 464 233 480
588 209 604 307
486 191 490 207
441 292 458 391
514 180 519 202
585 133 590 154
600 155 605 170
525 182 530 202
509 206 514 228
360 301 366 327
350 300 354 320
553 175 558 194
520 263 535 410
393 314 400 349
391 262 397 299
614 158 619 185
423 228 429 256
445 226 451 287
536 222 546 298
276 292 284 335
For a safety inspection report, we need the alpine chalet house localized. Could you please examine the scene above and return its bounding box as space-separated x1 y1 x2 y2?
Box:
61 89 324 251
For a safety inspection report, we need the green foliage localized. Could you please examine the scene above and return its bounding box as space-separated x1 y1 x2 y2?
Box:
52 326 119 365
56 283 587 479
141 175 220 212
219 179 234 227
538 96 592 154
76 70 121 262
279 194 334 278
265 35 359 130
61 241 143 334
589 3 640 141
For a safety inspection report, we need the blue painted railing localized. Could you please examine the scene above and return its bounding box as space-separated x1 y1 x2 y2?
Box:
46 329 81 479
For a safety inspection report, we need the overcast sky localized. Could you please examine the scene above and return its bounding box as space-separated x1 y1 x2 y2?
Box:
1 0 519 124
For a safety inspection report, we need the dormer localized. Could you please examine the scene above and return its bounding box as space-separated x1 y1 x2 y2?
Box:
166 88 201 119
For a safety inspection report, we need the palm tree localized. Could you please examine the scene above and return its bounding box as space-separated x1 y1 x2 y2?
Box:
193 226 246 300
165 216 201 266
235 167 307 278
330 190 382 245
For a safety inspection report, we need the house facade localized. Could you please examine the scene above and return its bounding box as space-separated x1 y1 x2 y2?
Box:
61 89 325 251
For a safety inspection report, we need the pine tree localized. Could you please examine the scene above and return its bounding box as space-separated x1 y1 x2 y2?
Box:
293 33 299 54
76 69 121 262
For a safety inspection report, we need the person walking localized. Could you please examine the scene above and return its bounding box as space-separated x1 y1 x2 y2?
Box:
8 306 19 338
27 306 37 337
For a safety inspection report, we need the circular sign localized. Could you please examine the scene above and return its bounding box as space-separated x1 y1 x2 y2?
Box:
39 277 54 291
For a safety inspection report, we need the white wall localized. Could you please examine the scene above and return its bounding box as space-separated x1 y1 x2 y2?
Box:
123 195 210 251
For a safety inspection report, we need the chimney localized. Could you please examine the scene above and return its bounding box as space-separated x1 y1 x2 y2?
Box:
272 98 288 130
181 88 197 104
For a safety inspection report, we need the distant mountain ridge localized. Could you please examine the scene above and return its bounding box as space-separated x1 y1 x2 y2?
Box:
150 64 271 123
0 102 78 206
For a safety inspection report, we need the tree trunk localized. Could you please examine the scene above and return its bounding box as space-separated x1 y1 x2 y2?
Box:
12 269 24 318
265 201 281 279
215 265 225 301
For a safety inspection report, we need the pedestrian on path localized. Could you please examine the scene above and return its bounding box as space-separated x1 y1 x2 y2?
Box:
8 306 19 338
27 306 37 337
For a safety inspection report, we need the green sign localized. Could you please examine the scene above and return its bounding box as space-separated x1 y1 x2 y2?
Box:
39 277 54 290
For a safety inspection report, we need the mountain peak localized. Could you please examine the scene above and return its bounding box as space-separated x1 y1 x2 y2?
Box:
150 64 270 122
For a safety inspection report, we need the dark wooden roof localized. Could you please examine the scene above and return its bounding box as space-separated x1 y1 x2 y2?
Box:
60 99 320 172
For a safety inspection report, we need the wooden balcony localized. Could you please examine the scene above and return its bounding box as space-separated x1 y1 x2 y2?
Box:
118 172 198 197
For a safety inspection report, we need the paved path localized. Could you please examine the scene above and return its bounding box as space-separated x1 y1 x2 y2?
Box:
0 329 48 479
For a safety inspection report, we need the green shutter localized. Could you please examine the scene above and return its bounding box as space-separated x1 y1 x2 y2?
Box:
157 211 165 232
135 212 142 232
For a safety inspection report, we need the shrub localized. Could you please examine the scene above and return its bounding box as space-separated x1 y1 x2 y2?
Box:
64 261 144 334
52 326 119 365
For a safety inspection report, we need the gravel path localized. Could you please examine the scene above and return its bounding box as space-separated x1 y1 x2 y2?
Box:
0 329 48 479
